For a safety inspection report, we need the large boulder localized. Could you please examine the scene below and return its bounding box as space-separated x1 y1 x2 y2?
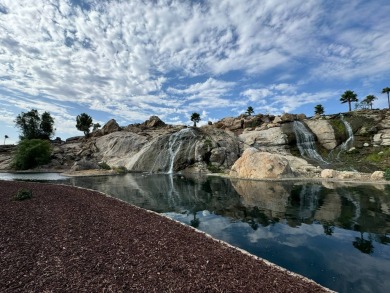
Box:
305 120 337 150
143 116 166 128
230 148 294 179
101 119 121 135
239 127 288 153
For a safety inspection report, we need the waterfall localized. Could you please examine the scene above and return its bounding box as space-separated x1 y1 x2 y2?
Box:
167 128 196 174
337 116 354 158
293 121 328 164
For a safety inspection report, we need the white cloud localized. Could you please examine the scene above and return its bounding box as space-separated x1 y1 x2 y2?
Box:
0 0 389 140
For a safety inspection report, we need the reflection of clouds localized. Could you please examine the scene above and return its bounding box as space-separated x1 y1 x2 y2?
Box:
165 211 390 292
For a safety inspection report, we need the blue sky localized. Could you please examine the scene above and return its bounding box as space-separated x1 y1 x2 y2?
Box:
1 0 390 144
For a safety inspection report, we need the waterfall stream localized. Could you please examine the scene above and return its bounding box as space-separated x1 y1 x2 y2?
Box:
337 116 354 159
293 121 328 164
167 128 196 174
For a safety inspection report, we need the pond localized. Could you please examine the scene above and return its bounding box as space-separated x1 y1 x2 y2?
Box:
1 172 390 293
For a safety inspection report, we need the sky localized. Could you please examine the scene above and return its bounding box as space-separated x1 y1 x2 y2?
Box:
1 0 390 144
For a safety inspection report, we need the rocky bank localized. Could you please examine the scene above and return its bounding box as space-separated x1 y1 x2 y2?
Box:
1 110 389 181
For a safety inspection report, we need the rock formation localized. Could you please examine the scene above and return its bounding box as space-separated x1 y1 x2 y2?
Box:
1 110 389 178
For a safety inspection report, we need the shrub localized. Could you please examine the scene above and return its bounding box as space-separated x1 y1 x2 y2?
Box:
12 139 52 170
385 169 390 181
207 163 222 173
14 188 33 201
365 148 390 163
98 161 111 170
114 166 127 174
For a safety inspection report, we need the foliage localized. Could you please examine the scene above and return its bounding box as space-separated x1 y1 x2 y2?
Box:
4 135 9 145
340 90 358 112
382 87 390 109
329 119 347 141
314 104 324 115
355 101 370 110
14 188 33 201
12 139 52 170
362 95 377 109
190 112 201 127
245 106 254 116
365 148 390 163
15 109 55 140
384 169 390 181
76 113 93 137
113 166 128 174
207 163 222 173
98 161 111 170
93 123 101 132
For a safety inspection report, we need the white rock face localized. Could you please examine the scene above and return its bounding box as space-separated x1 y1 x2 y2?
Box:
321 169 336 178
230 147 321 180
96 132 149 168
371 171 385 180
239 127 288 153
305 120 337 150
230 149 295 179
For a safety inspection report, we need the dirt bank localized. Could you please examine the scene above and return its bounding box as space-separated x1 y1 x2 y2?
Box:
0 181 332 292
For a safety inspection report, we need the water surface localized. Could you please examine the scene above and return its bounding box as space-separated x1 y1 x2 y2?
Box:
2 172 390 293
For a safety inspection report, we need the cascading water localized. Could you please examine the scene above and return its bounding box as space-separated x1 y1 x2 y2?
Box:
337 116 354 159
293 121 328 164
166 128 196 174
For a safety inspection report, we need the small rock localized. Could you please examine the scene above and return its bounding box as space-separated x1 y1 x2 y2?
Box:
321 169 336 178
371 171 385 180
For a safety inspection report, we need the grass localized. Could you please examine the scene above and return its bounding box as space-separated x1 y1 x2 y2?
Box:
365 148 390 163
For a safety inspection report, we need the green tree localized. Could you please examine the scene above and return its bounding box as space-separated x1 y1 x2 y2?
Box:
15 109 55 140
382 87 390 109
40 111 55 139
190 112 201 127
4 135 8 145
362 95 377 110
314 104 324 115
93 123 101 132
12 139 52 170
340 90 358 112
76 113 93 137
245 106 254 116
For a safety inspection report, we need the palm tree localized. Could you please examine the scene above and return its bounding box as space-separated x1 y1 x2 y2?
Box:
382 87 390 109
363 95 377 110
340 90 358 112
4 135 9 145
245 106 254 116
314 104 324 115
190 112 201 127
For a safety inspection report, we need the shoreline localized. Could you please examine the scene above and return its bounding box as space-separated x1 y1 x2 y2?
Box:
1 168 389 185
0 180 333 292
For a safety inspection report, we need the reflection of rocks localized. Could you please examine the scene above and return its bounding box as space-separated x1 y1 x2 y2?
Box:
231 179 291 217
314 192 341 222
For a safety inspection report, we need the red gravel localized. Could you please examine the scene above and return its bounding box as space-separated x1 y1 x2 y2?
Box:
0 180 331 292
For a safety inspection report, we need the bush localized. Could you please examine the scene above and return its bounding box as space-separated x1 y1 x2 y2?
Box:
98 161 111 170
12 139 52 170
113 166 127 174
385 169 390 181
14 189 33 201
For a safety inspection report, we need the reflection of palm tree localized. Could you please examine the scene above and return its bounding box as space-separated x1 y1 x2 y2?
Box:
190 212 200 228
352 232 374 254
323 223 334 236
249 219 259 230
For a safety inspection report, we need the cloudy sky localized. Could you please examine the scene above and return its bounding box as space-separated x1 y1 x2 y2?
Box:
1 0 390 143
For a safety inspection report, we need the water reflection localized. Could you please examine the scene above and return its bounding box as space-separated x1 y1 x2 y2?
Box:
3 172 389 293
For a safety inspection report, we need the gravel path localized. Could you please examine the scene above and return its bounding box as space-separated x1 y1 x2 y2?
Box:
0 180 332 292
